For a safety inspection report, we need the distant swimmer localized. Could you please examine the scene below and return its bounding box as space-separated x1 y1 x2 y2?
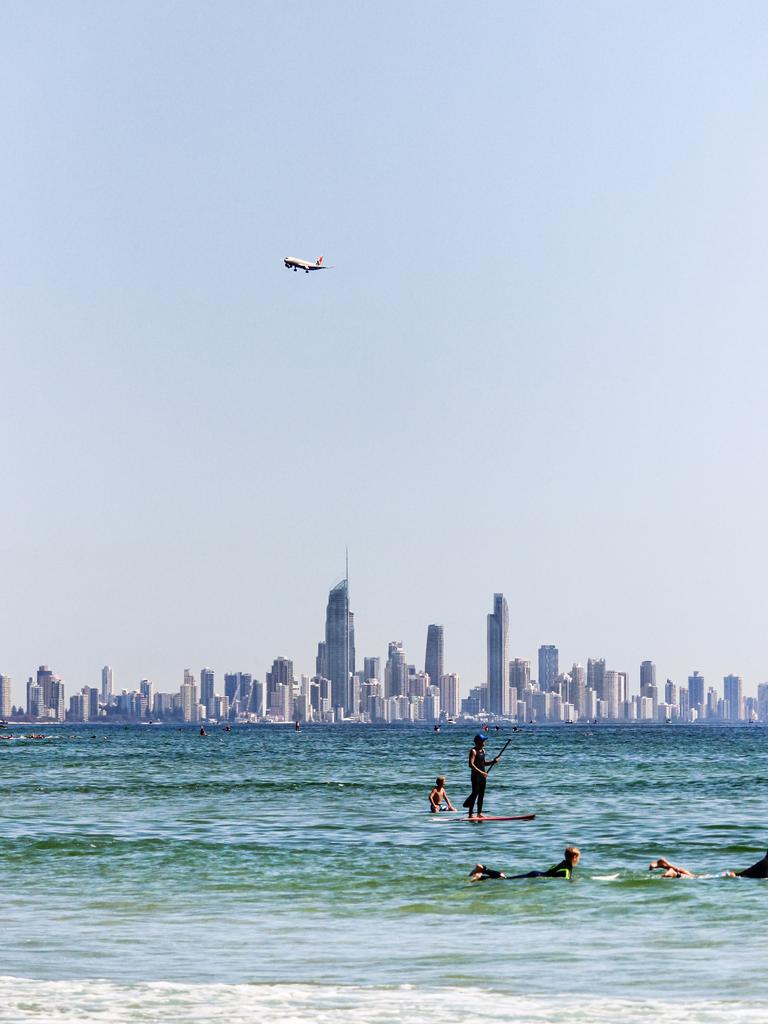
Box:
649 857 697 878
429 776 457 814
648 850 768 879
462 734 499 819
725 849 768 878
470 846 581 881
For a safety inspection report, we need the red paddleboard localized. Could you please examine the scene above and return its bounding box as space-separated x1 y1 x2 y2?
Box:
435 814 536 823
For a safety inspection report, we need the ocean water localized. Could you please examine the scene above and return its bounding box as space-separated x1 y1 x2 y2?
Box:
0 723 766 1023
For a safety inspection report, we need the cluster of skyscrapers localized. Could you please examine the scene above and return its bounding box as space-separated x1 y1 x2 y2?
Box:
476 593 763 723
1 588 766 725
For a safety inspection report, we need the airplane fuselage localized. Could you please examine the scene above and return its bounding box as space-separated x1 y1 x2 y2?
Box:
284 255 325 273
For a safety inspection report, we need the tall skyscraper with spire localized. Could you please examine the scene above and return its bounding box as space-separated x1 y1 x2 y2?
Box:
487 593 509 716
424 624 444 687
325 572 355 715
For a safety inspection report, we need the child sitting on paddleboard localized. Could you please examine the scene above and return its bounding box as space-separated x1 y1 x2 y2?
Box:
429 776 457 814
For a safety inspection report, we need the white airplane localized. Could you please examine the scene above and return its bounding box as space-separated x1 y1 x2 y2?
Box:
283 254 329 273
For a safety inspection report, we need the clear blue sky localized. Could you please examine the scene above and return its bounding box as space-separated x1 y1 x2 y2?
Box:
2 1 768 703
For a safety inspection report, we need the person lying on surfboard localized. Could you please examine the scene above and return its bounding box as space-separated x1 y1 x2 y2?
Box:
723 849 768 878
429 776 457 814
469 846 581 881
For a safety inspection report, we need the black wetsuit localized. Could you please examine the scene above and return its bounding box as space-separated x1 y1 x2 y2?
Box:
479 860 573 880
736 852 768 878
464 747 489 815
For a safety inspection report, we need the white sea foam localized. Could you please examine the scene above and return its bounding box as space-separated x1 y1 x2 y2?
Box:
0 977 765 1024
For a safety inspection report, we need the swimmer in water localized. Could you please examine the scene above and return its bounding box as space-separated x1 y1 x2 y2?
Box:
428 776 456 814
649 849 768 879
648 857 697 878
470 846 581 881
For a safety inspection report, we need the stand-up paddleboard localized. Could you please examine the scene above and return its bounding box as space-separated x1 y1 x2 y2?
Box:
434 814 536 823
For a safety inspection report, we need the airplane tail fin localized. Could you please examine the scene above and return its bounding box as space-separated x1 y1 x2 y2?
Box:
316 256 323 265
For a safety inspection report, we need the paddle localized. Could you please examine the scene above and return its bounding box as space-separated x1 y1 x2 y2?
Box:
462 737 512 808
487 737 512 772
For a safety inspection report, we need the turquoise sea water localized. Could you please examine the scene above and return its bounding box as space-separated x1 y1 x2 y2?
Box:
1 723 766 1022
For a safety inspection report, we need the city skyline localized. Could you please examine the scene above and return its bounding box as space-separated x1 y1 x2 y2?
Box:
3 579 768 718
4 654 765 726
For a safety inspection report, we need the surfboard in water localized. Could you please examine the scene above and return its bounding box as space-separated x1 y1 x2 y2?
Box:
434 814 536 823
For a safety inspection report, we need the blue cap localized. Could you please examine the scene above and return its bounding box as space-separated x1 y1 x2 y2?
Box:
474 733 488 743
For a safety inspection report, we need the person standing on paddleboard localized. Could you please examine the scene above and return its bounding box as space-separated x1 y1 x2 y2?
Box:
464 733 498 818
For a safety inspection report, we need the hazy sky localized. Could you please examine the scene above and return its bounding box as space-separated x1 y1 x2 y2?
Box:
2 2 768 703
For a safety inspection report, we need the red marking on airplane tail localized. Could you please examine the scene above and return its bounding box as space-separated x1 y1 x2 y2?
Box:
316 256 323 265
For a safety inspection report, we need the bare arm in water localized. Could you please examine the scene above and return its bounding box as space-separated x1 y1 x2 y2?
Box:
648 857 696 878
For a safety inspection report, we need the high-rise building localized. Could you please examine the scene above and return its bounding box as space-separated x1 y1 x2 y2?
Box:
316 642 328 679
688 671 705 712
384 642 407 698
139 679 154 718
87 687 99 720
757 683 768 723
180 671 198 723
640 661 656 693
679 687 690 720
408 671 430 698
101 665 113 703
50 680 65 722
723 674 744 721
538 646 559 692
200 668 215 714
665 679 677 706
570 664 586 717
509 658 530 693
36 666 55 707
0 675 11 718
603 670 620 719
31 666 65 721
271 684 293 722
487 593 509 716
69 692 87 722
425 625 444 689
248 680 264 717
423 689 440 722
227 671 253 704
266 660 293 712
325 579 355 713
26 680 43 718
266 664 290 693
439 673 460 717
587 658 606 699
363 656 381 682
225 672 242 704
